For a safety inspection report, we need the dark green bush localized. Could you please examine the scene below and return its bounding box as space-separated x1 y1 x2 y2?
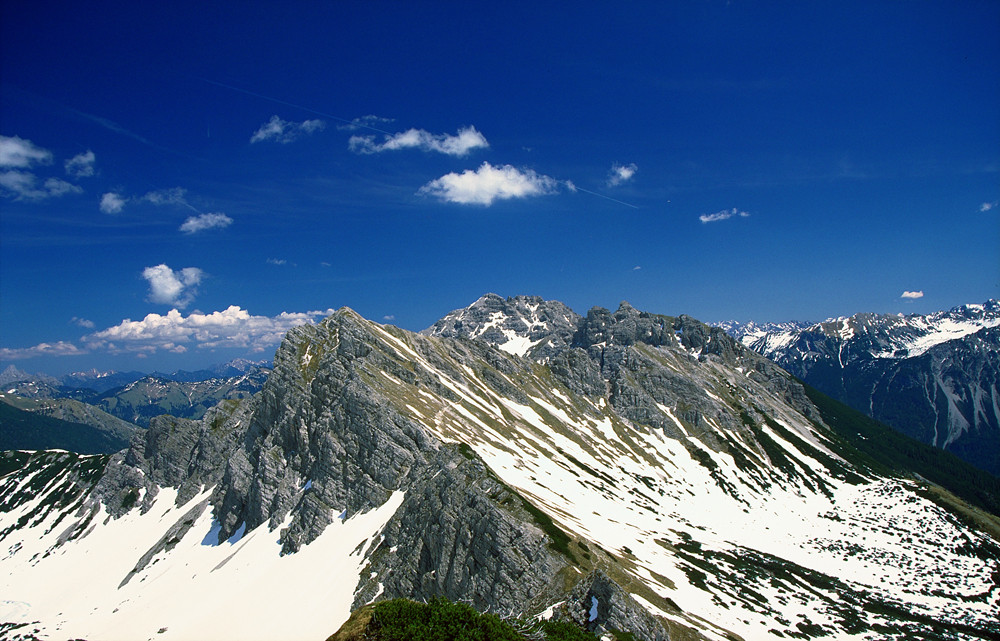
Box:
365 598 600 641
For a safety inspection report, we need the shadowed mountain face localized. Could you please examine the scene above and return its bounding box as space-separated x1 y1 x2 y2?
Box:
2 297 999 641
728 301 1000 475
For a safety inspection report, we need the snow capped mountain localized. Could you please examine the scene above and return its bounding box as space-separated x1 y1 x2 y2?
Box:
423 293 581 359
2 298 999 641
726 301 1000 475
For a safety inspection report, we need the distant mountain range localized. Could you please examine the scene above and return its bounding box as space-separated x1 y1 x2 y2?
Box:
2 295 997 641
721 301 1000 475
0 360 272 453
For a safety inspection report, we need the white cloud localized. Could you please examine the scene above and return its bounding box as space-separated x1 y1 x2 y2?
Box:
699 207 750 223
65 150 96 177
901 290 924 299
100 192 128 214
418 162 559 205
142 264 203 308
338 114 395 131
84 306 336 355
266 258 287 266
633 265 642 271
607 162 638 187
180 212 233 234
1 171 82 200
980 201 998 212
0 135 52 168
383 315 395 321
350 126 488 156
250 115 326 144
70 316 95 329
0 341 85 360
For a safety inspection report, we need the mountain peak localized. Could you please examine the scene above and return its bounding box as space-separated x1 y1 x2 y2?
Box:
423 294 581 358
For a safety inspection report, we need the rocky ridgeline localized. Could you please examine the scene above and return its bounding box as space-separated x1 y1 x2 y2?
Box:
91 310 582 618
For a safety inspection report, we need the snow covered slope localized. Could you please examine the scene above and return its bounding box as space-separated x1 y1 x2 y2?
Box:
2 300 999 641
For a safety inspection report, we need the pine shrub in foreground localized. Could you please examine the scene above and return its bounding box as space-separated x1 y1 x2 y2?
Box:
365 597 599 641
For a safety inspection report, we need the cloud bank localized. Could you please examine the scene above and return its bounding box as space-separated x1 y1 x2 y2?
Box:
350 126 488 156
85 306 336 355
180 212 233 234
419 162 559 205
0 341 85 361
699 208 750 223
2 307 339 360
143 264 203 308
251 115 326 144
607 162 638 187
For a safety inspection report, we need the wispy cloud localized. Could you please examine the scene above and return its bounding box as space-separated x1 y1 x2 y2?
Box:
980 201 998 212
83 306 335 355
0 135 53 168
100 192 127 214
350 126 488 157
180 212 233 234
607 162 638 187
1 171 82 200
250 115 326 144
65 150 96 178
419 162 559 205
699 207 750 223
143 187 194 209
70 316 95 329
0 136 84 201
266 258 287 266
143 264 203 308
338 114 395 132
901 290 924 299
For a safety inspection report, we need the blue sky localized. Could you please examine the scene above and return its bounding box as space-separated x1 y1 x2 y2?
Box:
1 1 998 375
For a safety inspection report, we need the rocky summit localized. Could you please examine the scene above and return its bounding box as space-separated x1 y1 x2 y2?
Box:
1 297 999 641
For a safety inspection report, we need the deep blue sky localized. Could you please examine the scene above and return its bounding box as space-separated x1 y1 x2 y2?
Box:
2 1 998 375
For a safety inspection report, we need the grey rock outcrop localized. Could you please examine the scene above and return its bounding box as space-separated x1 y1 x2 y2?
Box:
559 571 670 641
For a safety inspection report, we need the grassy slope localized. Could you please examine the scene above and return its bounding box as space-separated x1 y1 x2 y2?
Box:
0 400 132 454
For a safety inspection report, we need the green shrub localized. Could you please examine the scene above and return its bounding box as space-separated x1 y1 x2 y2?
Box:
365 598 600 641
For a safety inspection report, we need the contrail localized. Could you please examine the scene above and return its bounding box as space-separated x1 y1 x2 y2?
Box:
569 184 640 209
198 78 395 135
